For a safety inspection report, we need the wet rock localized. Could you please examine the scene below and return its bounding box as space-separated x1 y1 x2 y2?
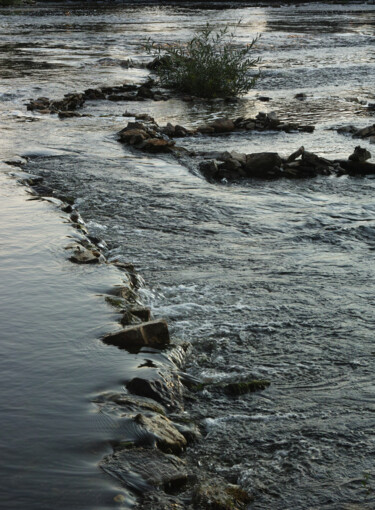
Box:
103 319 170 350
137 85 155 99
146 55 172 70
130 307 152 322
83 88 106 100
224 379 270 395
100 447 187 493
286 146 305 163
119 128 149 145
193 481 252 510
209 118 235 133
257 96 271 102
337 125 358 135
132 413 187 454
199 160 219 179
135 492 186 510
58 111 82 119
295 92 307 100
69 245 103 264
245 152 283 178
95 392 166 415
126 371 184 411
108 93 136 101
335 159 375 176
197 125 216 134
353 124 375 139
141 138 175 153
349 146 371 162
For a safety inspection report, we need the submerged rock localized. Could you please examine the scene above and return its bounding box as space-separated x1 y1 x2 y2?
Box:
103 319 170 350
100 447 188 493
224 379 270 395
193 481 252 510
69 245 103 264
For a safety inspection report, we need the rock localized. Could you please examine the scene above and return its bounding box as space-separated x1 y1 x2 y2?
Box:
119 128 149 145
245 152 283 178
95 392 166 415
286 146 305 163
199 160 219 179
244 121 256 130
146 55 172 70
337 125 357 135
174 125 189 137
335 160 375 176
100 447 187 493
103 319 170 350
137 85 154 99
193 481 252 510
353 124 375 138
295 92 307 100
229 151 247 165
69 245 102 264
257 96 271 102
126 372 184 411
58 111 82 119
219 158 243 173
197 125 216 134
141 138 175 153
224 379 270 395
209 118 235 133
161 123 175 137
349 146 371 162
130 307 151 322
132 413 187 454
83 88 106 100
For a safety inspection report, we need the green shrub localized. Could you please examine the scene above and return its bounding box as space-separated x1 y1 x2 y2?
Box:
145 23 260 99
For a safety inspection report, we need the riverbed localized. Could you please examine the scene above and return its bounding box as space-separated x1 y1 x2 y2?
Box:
1 2 375 509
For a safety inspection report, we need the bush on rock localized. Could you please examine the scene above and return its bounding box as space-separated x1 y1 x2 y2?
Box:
144 22 260 99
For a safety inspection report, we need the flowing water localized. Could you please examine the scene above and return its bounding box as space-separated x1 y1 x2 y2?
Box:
1 2 375 509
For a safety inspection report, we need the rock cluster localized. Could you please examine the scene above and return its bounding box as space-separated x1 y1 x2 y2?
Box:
197 112 315 135
337 123 375 144
26 80 169 117
199 145 375 181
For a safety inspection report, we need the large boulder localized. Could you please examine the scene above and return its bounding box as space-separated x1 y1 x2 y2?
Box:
244 152 283 178
103 319 170 350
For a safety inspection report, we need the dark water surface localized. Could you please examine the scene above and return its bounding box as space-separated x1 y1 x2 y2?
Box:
1 2 375 509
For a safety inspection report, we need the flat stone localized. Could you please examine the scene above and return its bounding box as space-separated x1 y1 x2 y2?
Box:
103 319 170 350
100 447 187 492
126 371 184 411
132 413 187 454
141 138 175 153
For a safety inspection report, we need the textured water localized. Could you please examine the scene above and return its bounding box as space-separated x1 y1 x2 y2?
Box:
1 2 375 509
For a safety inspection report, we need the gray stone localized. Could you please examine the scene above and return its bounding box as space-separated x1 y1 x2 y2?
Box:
349 146 371 162
245 152 283 178
100 447 187 492
126 371 184 411
103 319 170 350
132 413 187 454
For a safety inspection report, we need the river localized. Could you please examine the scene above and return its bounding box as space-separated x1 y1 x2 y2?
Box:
0 2 374 509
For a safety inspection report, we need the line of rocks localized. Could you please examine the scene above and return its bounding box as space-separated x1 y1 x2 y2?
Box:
117 115 375 181
337 123 375 144
5 158 264 509
26 79 169 118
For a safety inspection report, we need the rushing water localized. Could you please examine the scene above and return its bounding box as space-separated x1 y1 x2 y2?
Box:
1 2 375 509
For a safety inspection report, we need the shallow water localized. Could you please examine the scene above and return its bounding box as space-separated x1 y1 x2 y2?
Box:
1 2 375 509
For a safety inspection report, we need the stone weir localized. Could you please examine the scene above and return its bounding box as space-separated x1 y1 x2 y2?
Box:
117 114 375 181
5 158 267 510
